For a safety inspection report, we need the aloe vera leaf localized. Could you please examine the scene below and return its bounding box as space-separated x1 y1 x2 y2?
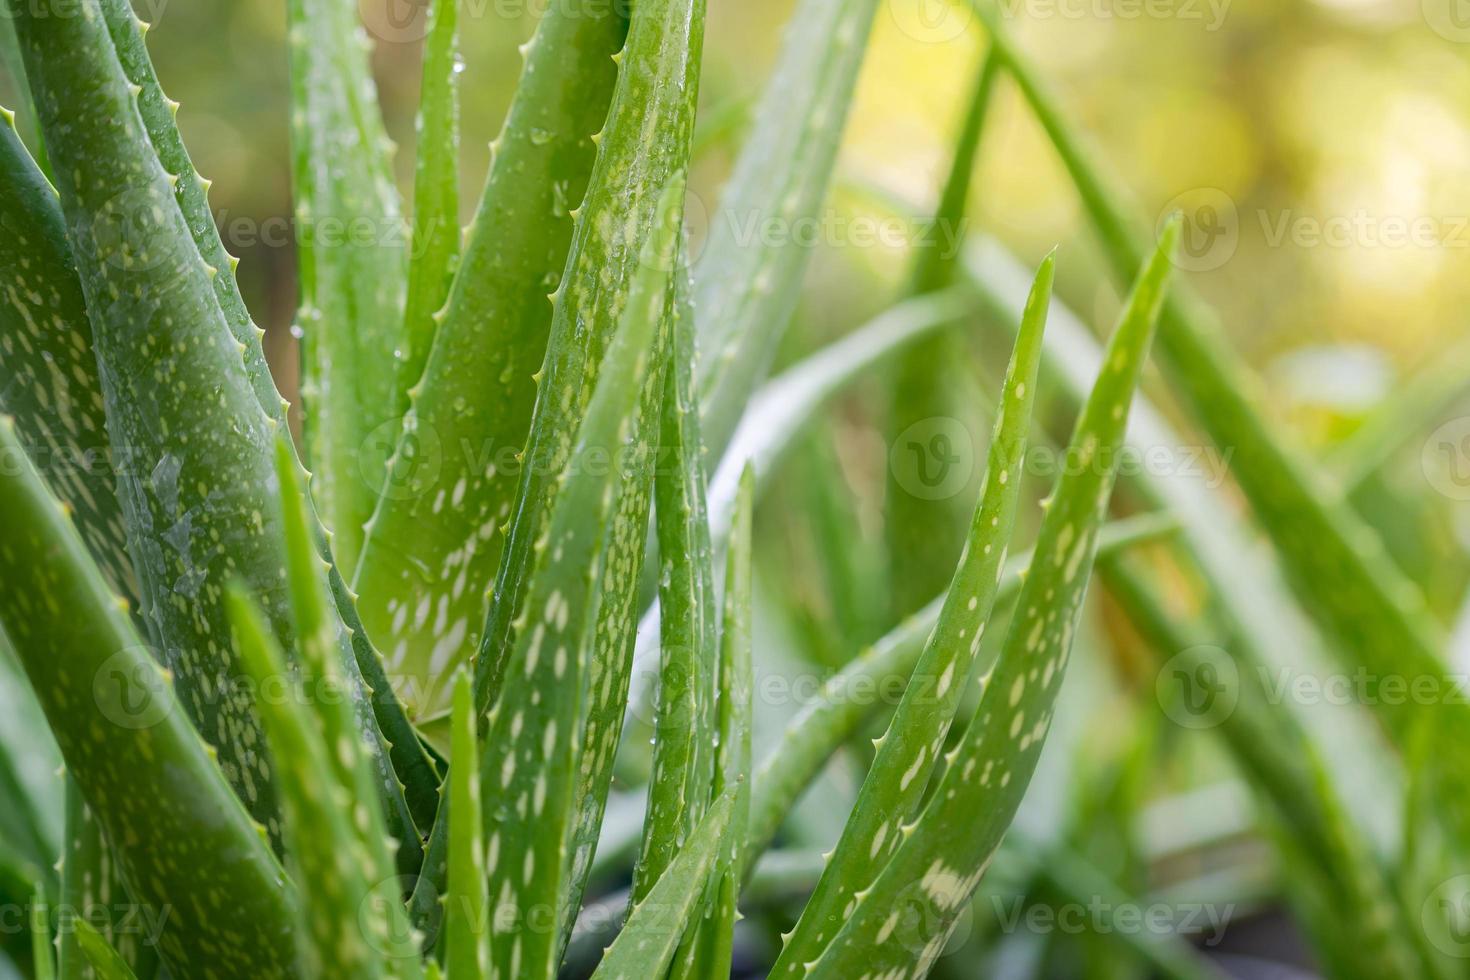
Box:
8 0 298 833
0 22 44 175
55 781 163 980
886 51 1001 617
0 720 53 895
625 287 986 722
695 0 881 458
445 670 486 980
466 0 704 944
286 0 407 573
399 0 460 402
71 923 136 980
770 253 1052 977
95 0 282 421
971 0 1464 830
476 175 684 980
588 794 734 980
228 587 421 980
269 438 425 977
743 511 1176 870
10 3 433 864
631 252 718 906
671 467 755 980
475 0 704 718
94 0 440 846
1102 555 1422 979
28 887 52 980
959 234 1404 846
803 224 1177 978
0 115 134 600
354 2 628 722
0 418 297 978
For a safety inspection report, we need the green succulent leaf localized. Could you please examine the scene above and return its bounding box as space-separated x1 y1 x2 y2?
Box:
268 437 425 975
445 670 486 980
695 0 882 458
228 585 421 980
286 0 407 573
56 781 160 980
0 113 133 601
632 253 719 906
354 0 628 721
9 0 434 865
475 0 704 720
770 252 1052 978
476 173 685 980
744 508 1173 870
670 467 754 980
70 922 136 980
94 0 440 851
589 794 735 980
10 0 298 835
0 416 297 978
970 0 1470 838
28 887 52 980
399 0 461 407
801 223 1177 978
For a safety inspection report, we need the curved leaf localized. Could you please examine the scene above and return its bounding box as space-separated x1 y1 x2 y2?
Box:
801 223 1177 978
0 415 297 978
354 0 627 720
286 0 407 571
476 174 685 980
695 0 883 458
770 252 1052 977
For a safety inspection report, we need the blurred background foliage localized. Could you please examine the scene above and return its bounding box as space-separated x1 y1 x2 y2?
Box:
5 1 1470 973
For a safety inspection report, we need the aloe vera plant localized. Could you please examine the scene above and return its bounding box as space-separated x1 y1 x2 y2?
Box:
5 0 1457 976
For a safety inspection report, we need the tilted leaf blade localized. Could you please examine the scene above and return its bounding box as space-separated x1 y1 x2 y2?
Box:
743 512 1177 867
354 0 627 721
803 226 1177 979
399 0 461 403
588 794 734 980
71 922 137 980
969 0 1470 838
0 416 297 978
631 253 718 905
477 174 685 980
695 0 882 458
286 0 407 572
769 252 1052 978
